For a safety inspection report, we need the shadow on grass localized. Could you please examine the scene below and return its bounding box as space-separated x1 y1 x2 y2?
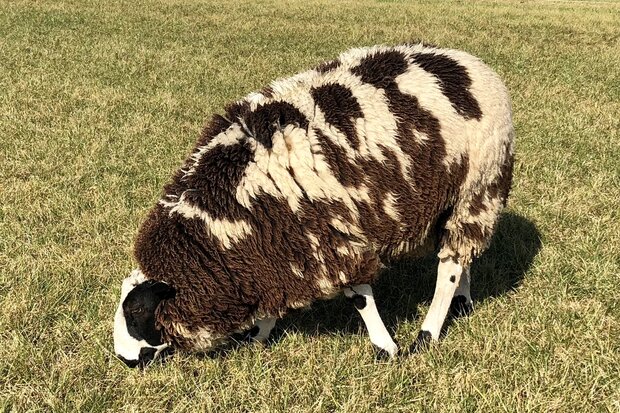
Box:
271 212 542 343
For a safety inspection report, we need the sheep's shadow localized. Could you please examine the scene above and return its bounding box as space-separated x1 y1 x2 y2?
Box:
271 212 541 343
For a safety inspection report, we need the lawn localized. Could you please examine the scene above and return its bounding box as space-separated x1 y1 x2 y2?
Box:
1 0 619 411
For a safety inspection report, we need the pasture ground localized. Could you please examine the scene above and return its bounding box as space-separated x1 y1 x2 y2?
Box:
1 0 619 411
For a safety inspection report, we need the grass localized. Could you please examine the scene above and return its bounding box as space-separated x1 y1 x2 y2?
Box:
1 0 619 411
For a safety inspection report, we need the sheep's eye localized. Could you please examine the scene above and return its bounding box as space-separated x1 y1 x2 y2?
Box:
130 307 144 315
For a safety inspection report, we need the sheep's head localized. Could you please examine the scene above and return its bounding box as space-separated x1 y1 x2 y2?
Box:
113 269 175 368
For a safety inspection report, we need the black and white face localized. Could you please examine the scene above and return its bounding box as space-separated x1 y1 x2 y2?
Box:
113 270 175 368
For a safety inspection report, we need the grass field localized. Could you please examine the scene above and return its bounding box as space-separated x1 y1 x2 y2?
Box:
1 0 619 411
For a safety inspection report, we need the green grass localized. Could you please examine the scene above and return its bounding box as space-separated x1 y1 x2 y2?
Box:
1 0 619 411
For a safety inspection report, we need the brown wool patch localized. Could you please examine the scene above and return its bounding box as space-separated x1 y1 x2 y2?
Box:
311 84 364 149
469 189 489 216
461 221 487 245
407 39 438 48
182 141 254 220
314 128 364 188
315 125 428 258
488 142 514 205
351 50 410 89
138 194 382 348
260 85 275 98
216 194 374 320
315 59 340 74
411 52 482 120
224 100 252 122
243 101 309 149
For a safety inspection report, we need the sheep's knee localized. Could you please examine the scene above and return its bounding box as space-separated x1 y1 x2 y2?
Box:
344 284 398 358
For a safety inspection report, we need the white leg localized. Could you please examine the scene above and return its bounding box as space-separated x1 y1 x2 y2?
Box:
344 284 398 357
417 254 464 345
252 317 277 343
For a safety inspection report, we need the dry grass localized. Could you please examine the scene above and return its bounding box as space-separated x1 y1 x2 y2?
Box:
1 0 619 411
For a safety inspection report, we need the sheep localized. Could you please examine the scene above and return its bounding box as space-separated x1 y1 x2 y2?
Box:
113 43 514 367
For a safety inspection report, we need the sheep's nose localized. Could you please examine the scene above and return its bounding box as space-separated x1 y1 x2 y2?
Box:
138 347 157 368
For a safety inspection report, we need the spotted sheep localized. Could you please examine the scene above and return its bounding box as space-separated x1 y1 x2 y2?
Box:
114 43 514 367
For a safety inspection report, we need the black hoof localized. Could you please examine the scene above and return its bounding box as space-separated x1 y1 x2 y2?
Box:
372 340 398 361
231 325 260 343
245 325 261 341
373 346 392 361
410 330 432 353
449 295 473 318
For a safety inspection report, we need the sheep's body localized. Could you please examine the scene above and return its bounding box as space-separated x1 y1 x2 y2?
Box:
133 43 514 354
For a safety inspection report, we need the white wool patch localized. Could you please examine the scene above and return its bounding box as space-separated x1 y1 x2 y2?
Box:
438 47 514 197
382 192 400 222
316 277 336 295
262 132 306 212
345 183 372 204
172 322 219 352
288 300 309 309
245 92 268 107
266 71 318 103
242 115 364 218
235 161 282 209
160 197 253 249
306 232 320 247
284 126 332 201
290 263 304 278
336 245 350 256
330 217 364 241
235 139 286 209
304 129 363 215
394 58 469 167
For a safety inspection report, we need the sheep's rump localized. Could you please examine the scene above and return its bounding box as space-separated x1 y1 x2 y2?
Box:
134 44 513 346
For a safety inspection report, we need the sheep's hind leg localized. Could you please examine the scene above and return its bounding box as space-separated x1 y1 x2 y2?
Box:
412 252 466 352
344 284 398 358
450 266 473 318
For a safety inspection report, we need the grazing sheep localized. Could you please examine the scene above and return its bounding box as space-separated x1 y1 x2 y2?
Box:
114 43 514 367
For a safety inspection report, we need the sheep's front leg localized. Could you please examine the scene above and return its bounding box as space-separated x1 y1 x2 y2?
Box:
251 317 277 344
344 284 398 358
413 253 465 351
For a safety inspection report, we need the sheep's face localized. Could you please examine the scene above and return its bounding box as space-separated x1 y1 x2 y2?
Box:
113 269 175 368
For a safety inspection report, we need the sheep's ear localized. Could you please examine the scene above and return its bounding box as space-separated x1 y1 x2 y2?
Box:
149 281 176 300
